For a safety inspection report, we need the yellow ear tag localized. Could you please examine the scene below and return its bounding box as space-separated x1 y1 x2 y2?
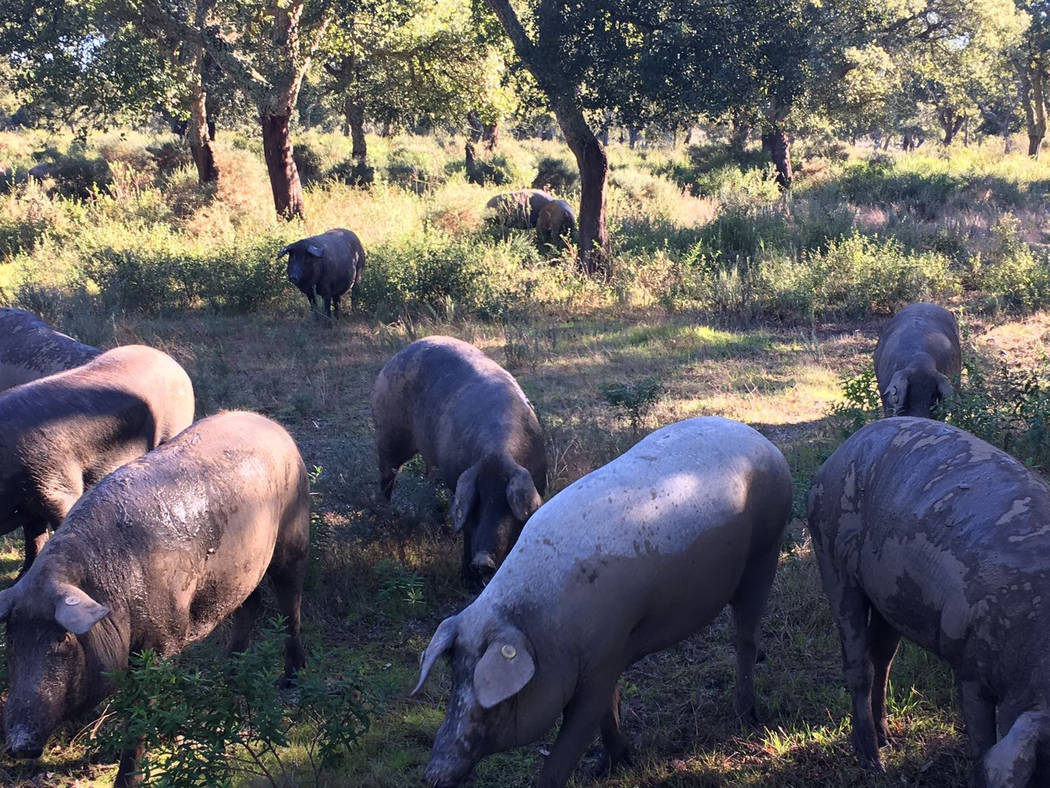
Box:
500 644 517 659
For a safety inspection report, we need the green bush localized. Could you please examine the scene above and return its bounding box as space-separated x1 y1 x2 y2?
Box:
83 240 291 313
384 146 442 193
96 620 371 787
327 159 375 187
532 156 578 192
973 217 1050 312
30 148 113 199
293 143 326 187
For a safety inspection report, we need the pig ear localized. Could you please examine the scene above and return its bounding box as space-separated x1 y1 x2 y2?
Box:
473 629 535 709
452 463 480 533
506 466 543 524
882 370 909 416
276 244 292 259
936 372 955 403
53 585 110 635
984 710 1050 787
412 615 458 696
0 583 21 621
306 244 324 257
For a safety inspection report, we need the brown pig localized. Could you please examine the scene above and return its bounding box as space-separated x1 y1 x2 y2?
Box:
0 344 194 571
372 335 546 588
808 417 1050 786
0 308 99 392
0 411 309 786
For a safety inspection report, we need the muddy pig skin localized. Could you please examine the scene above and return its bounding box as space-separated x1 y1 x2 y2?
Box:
372 335 547 587
0 411 309 785
412 416 791 787
0 308 99 392
873 302 961 418
807 416 1050 787
0 344 195 572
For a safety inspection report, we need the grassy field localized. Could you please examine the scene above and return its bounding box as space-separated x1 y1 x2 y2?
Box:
0 128 1048 786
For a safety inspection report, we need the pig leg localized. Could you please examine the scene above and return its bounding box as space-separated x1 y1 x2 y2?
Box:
376 432 414 501
729 541 780 723
332 294 341 319
322 295 333 319
868 609 901 748
830 583 883 771
229 588 263 654
538 678 618 788
113 734 146 787
958 678 996 783
351 284 359 311
595 683 633 777
270 562 307 680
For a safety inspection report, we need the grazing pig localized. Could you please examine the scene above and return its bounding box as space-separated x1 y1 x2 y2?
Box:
536 199 576 249
413 417 792 787
0 411 309 785
277 228 366 318
372 336 546 588
873 302 961 419
0 308 99 392
0 344 194 572
807 417 1050 786
485 189 554 230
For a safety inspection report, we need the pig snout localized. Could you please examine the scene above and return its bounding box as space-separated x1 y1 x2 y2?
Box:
5 725 45 760
471 552 497 574
423 753 472 788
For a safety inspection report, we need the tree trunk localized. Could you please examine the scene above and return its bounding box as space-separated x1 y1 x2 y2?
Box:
345 98 366 162
187 48 218 185
260 112 305 221
381 120 393 138
729 110 751 151
482 121 499 150
764 127 792 188
1022 57 1047 158
939 108 964 146
598 126 610 146
628 126 640 148
551 99 610 277
466 110 483 142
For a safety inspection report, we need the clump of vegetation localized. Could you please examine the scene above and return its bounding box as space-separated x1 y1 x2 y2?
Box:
600 376 664 437
532 156 577 192
96 621 371 787
29 147 113 199
293 143 327 187
327 158 374 187
374 559 425 618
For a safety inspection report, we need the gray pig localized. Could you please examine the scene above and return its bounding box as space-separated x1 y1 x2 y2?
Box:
808 417 1050 786
536 199 576 249
0 344 194 572
277 228 365 318
0 308 99 392
873 302 961 418
485 189 554 230
413 416 792 787
0 411 309 786
372 335 546 588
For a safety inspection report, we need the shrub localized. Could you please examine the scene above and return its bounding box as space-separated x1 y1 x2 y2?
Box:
974 217 1050 312
327 159 374 187
83 239 291 313
532 156 577 192
293 142 326 187
600 377 664 437
385 146 442 193
30 148 113 199
96 620 371 787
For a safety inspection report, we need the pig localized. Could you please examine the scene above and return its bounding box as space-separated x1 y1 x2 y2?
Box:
0 410 309 785
873 302 961 419
484 189 554 230
412 416 792 787
0 344 194 572
277 228 366 318
372 336 547 588
535 199 576 249
807 416 1050 786
0 308 100 392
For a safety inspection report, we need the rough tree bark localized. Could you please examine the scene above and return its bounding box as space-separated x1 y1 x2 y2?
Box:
186 44 218 184
1022 56 1047 158
260 112 305 220
484 0 611 276
761 126 793 188
345 98 367 162
938 107 964 146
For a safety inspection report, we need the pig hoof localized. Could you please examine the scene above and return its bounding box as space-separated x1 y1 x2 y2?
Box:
860 756 886 773
594 746 634 777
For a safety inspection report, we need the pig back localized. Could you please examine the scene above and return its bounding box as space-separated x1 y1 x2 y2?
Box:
52 411 308 649
0 308 100 391
809 417 1050 662
484 417 791 647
